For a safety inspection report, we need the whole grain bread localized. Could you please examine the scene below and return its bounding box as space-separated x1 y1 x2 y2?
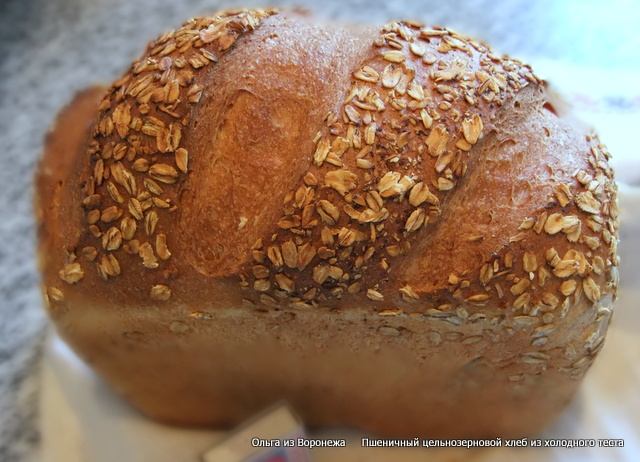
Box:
35 8 620 437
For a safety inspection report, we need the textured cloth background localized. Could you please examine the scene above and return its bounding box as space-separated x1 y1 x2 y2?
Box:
1 0 639 461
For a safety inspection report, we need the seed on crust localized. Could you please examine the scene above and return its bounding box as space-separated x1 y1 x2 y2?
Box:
344 105 361 124
367 289 384 301
128 198 144 220
354 66 380 83
433 57 468 81
554 183 572 207
553 260 578 278
301 204 317 228
455 138 472 151
591 255 605 275
583 277 601 302
377 172 411 198
382 50 406 63
59 263 84 284
106 182 125 204
544 213 564 234
139 242 159 269
379 308 403 317
575 191 601 214
317 200 340 225
153 197 171 209
282 240 298 268
518 217 535 230
149 163 179 184
546 248 560 266
358 208 389 223
81 246 98 261
267 245 283 268
275 273 295 293
408 182 439 206
533 211 547 234
254 279 271 292
356 158 375 169
461 114 483 144
513 316 538 327
341 281 359 294
337 227 356 247
437 177 454 191
277 215 301 229
150 285 171 301
523 252 537 272
317 246 335 260
582 235 601 250
319 227 334 247
187 83 204 103
510 278 531 296
501 252 513 269
425 125 449 156
420 109 433 130
404 208 426 232
156 234 171 260
381 64 403 88
175 148 188 173
386 245 401 257
101 254 121 277
101 206 122 223
407 82 425 101
252 265 269 279
513 292 531 309
332 137 350 156
566 225 582 243
313 265 331 284
112 103 132 138
561 215 581 233
364 123 377 145
399 285 420 302
143 178 163 196
479 263 495 285
46 287 65 305
465 293 489 305
434 150 455 173
145 210 159 235
542 292 560 308
98 115 114 137
102 226 123 251
313 138 330 166
366 190 384 211
325 169 357 196
409 41 426 56
559 279 577 296
260 293 278 307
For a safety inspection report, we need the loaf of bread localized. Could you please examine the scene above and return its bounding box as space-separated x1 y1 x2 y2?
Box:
35 8 620 438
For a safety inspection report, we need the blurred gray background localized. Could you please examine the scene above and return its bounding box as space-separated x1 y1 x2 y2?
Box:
1 0 639 460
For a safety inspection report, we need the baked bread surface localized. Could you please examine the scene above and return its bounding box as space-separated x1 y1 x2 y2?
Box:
35 9 620 437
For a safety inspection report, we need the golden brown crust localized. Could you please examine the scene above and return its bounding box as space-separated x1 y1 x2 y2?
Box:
36 85 105 300
35 9 620 437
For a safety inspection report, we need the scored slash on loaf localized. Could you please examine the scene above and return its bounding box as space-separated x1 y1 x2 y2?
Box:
35 8 619 438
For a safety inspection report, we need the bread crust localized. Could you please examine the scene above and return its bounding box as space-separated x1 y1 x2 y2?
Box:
35 9 620 437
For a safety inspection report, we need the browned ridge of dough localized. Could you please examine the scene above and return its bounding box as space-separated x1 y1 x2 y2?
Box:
179 14 378 279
